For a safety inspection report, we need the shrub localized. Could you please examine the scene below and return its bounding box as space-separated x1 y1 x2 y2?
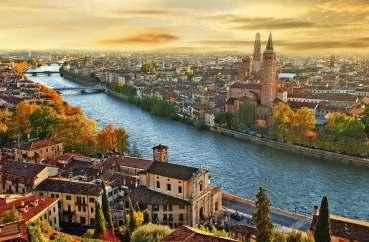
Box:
131 223 172 242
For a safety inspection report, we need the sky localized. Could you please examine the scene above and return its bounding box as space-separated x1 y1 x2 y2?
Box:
1 0 369 55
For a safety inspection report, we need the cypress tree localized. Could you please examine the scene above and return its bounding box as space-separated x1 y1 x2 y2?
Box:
252 186 273 242
101 181 114 231
314 196 331 242
128 197 137 233
94 201 107 238
143 209 152 224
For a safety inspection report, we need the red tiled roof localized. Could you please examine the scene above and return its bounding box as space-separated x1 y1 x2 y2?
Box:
162 226 236 242
13 139 61 151
230 82 260 90
0 220 26 241
0 195 57 223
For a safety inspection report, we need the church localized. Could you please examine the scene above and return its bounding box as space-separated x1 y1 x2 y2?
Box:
225 33 287 121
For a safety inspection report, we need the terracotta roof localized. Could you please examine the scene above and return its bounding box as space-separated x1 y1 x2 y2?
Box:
0 194 57 223
162 226 236 242
130 186 189 206
13 139 61 151
35 178 101 196
103 155 154 171
0 162 47 179
0 220 26 241
147 161 199 180
330 215 369 242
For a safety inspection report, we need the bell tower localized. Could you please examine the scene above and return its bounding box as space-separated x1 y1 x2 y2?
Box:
261 33 278 107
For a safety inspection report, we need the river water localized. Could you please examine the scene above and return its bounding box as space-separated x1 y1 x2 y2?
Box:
27 64 369 221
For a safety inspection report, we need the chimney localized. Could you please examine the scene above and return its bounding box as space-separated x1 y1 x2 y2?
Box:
153 144 168 162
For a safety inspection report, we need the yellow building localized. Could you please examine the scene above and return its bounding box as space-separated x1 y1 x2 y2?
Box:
34 178 102 226
13 140 63 163
130 145 222 227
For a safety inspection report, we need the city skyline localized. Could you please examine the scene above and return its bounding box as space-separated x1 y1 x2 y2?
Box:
1 0 369 55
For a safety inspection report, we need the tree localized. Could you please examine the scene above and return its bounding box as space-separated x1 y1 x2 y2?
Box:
29 105 60 139
1 206 20 224
272 103 294 141
27 222 46 242
128 198 138 233
14 101 39 138
131 223 172 242
0 108 13 133
253 187 273 242
96 124 128 154
101 181 114 231
239 100 256 128
360 104 369 137
314 196 331 242
215 112 233 129
291 107 316 144
94 201 107 238
143 209 152 224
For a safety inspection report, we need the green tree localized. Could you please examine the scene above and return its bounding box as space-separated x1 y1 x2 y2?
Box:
29 105 60 139
253 187 273 242
215 112 233 129
314 196 331 242
1 206 21 224
239 100 256 128
360 105 369 137
143 209 152 224
131 223 172 242
101 181 114 231
94 202 107 238
27 222 46 242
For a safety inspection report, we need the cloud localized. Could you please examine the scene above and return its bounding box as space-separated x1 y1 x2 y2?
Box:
97 30 179 45
316 0 369 13
113 10 172 16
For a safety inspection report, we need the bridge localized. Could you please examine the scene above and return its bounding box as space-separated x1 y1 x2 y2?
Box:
54 87 105 95
25 71 60 76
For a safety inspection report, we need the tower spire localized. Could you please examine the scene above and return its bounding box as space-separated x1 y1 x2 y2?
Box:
266 32 273 51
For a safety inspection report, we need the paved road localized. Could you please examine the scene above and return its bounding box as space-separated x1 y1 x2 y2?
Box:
222 193 312 231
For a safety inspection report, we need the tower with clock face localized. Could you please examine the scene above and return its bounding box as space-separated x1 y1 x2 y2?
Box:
261 33 278 107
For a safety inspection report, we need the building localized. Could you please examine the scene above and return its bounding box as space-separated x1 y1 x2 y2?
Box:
12 140 63 163
130 145 222 227
0 193 59 230
34 178 102 226
252 32 262 74
102 155 154 177
0 162 58 194
162 225 237 242
260 33 278 108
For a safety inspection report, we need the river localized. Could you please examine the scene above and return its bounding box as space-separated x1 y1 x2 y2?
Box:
27 64 369 221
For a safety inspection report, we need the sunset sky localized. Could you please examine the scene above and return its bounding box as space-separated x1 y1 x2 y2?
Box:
1 0 369 55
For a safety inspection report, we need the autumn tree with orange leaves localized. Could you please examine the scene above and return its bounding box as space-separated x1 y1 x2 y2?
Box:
96 124 128 154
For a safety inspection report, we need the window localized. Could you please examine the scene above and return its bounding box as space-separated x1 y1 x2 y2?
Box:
156 181 160 189
80 217 86 224
68 205 71 212
78 206 81 212
178 186 182 194
153 205 159 211
199 183 203 192
91 207 94 213
168 214 173 221
168 205 172 211
163 205 167 211
108 191 113 197
179 214 184 221
66 195 71 200
89 198 95 203
90 218 95 226
153 213 158 222
179 204 185 209
51 194 54 198
163 214 168 222
83 207 86 212
167 184 171 191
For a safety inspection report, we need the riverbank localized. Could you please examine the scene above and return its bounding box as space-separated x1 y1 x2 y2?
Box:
210 126 369 167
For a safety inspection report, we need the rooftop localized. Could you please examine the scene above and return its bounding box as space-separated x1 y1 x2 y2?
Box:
162 225 237 242
35 178 101 196
0 162 47 179
147 161 199 180
13 139 61 150
130 186 189 206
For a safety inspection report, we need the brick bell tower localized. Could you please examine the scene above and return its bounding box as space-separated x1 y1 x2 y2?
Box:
153 144 168 162
261 32 278 107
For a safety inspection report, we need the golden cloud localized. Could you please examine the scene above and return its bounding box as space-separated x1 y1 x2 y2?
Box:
97 30 179 45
